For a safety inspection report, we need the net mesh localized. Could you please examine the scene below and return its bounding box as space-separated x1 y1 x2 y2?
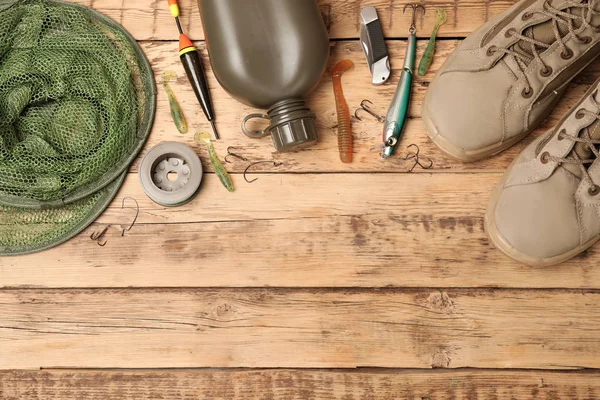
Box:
0 173 124 255
0 0 155 255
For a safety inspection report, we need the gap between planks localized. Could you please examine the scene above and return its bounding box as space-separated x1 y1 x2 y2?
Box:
139 40 600 173
5 173 600 289
72 0 519 41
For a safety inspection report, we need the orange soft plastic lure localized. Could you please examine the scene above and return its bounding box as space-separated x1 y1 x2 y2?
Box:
331 60 354 163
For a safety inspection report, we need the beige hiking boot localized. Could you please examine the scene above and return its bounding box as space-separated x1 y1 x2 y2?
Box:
422 0 600 162
486 80 600 266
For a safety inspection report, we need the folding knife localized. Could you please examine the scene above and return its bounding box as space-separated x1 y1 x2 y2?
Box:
360 6 390 85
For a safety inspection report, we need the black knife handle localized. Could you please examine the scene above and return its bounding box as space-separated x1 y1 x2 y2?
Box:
367 19 387 63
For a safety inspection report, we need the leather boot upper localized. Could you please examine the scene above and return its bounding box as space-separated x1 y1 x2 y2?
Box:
490 80 600 261
425 0 600 154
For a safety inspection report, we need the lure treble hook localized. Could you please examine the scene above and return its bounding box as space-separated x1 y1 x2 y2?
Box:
90 225 110 247
403 4 425 34
225 146 249 164
355 100 386 123
403 144 433 172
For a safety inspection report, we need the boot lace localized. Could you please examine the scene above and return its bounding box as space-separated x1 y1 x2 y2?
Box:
544 92 600 193
490 0 600 96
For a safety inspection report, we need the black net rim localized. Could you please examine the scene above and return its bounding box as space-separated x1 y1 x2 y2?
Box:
0 0 156 210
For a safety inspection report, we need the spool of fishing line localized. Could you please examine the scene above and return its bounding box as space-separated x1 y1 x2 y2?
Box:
138 142 203 207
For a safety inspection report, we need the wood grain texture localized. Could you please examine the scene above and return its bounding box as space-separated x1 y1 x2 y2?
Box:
74 0 518 41
138 40 600 173
2 289 600 369
2 369 600 399
4 173 600 289
4 0 600 392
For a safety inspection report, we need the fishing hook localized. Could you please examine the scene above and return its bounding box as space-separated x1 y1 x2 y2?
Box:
403 144 433 172
225 146 249 163
90 225 110 247
244 161 283 184
403 4 426 34
355 99 386 123
121 197 139 236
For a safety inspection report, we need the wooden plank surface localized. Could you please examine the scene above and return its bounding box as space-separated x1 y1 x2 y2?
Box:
139 40 600 173
73 0 518 41
2 369 600 399
4 0 600 394
4 173 600 289
2 289 600 369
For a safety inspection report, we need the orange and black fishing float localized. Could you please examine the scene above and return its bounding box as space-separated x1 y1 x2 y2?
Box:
168 0 219 139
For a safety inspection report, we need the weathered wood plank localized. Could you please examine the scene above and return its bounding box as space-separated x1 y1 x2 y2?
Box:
2 369 600 399
139 40 600 173
1 289 600 369
74 0 518 41
5 173 600 289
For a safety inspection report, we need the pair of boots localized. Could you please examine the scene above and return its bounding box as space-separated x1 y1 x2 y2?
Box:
423 0 600 266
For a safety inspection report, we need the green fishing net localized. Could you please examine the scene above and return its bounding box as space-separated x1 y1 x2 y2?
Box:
0 0 156 255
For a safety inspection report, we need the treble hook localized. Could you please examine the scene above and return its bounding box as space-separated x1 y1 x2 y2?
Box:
402 144 433 172
244 161 283 184
121 197 139 237
225 146 249 164
403 4 426 34
90 225 110 247
355 100 386 123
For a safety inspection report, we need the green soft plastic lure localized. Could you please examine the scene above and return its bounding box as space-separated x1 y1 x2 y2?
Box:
417 8 447 76
380 4 424 158
162 70 188 134
195 132 235 192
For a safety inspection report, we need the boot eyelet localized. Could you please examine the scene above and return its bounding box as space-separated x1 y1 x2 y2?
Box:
540 152 550 164
557 129 566 140
522 11 533 20
486 45 497 56
582 36 593 44
561 48 574 60
576 109 586 119
589 185 600 196
540 66 553 77
522 87 533 98
505 28 516 38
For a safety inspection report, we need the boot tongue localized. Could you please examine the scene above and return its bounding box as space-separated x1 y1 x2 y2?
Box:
562 90 600 177
574 121 600 159
512 7 585 62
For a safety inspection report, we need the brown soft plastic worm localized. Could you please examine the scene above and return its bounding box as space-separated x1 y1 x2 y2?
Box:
331 60 354 163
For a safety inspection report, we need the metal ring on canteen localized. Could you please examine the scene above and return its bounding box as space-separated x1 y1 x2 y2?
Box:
138 142 203 207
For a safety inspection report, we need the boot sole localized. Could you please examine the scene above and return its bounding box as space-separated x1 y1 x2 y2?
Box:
484 157 600 267
422 108 532 163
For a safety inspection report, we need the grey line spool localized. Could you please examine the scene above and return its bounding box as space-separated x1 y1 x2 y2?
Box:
139 142 203 207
